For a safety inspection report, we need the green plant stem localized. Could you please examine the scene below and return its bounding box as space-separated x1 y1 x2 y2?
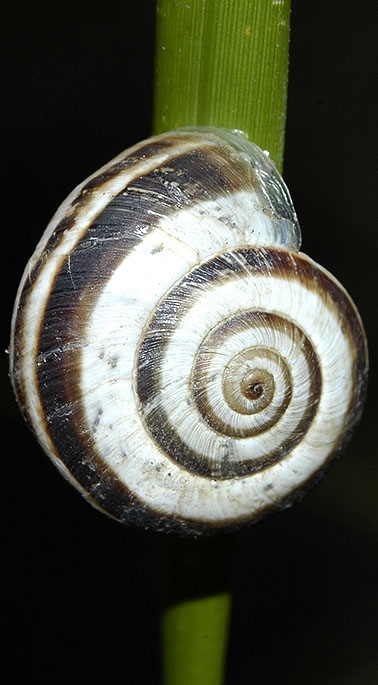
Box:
153 2 291 683
154 0 291 171
160 536 233 685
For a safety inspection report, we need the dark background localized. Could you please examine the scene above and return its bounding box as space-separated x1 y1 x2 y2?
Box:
2 2 377 683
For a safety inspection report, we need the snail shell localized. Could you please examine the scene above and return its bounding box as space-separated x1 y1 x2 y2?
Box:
9 127 368 535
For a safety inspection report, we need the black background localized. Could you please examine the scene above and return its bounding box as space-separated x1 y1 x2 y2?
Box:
2 2 378 683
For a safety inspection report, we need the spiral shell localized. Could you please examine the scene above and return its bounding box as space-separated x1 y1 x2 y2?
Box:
9 127 368 535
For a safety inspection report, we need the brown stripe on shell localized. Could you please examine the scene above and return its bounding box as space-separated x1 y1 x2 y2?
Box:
10 135 281 512
138 310 322 478
271 248 369 454
9 128 368 536
137 246 367 478
24 138 274 424
16 130 266 299
192 312 321 439
77 135 190 194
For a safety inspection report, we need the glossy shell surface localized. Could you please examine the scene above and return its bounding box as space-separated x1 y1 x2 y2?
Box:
10 128 368 535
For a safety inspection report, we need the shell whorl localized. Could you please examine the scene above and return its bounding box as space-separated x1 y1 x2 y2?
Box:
10 127 368 535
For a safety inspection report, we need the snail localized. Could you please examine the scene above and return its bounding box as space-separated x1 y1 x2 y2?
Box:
9 127 368 535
